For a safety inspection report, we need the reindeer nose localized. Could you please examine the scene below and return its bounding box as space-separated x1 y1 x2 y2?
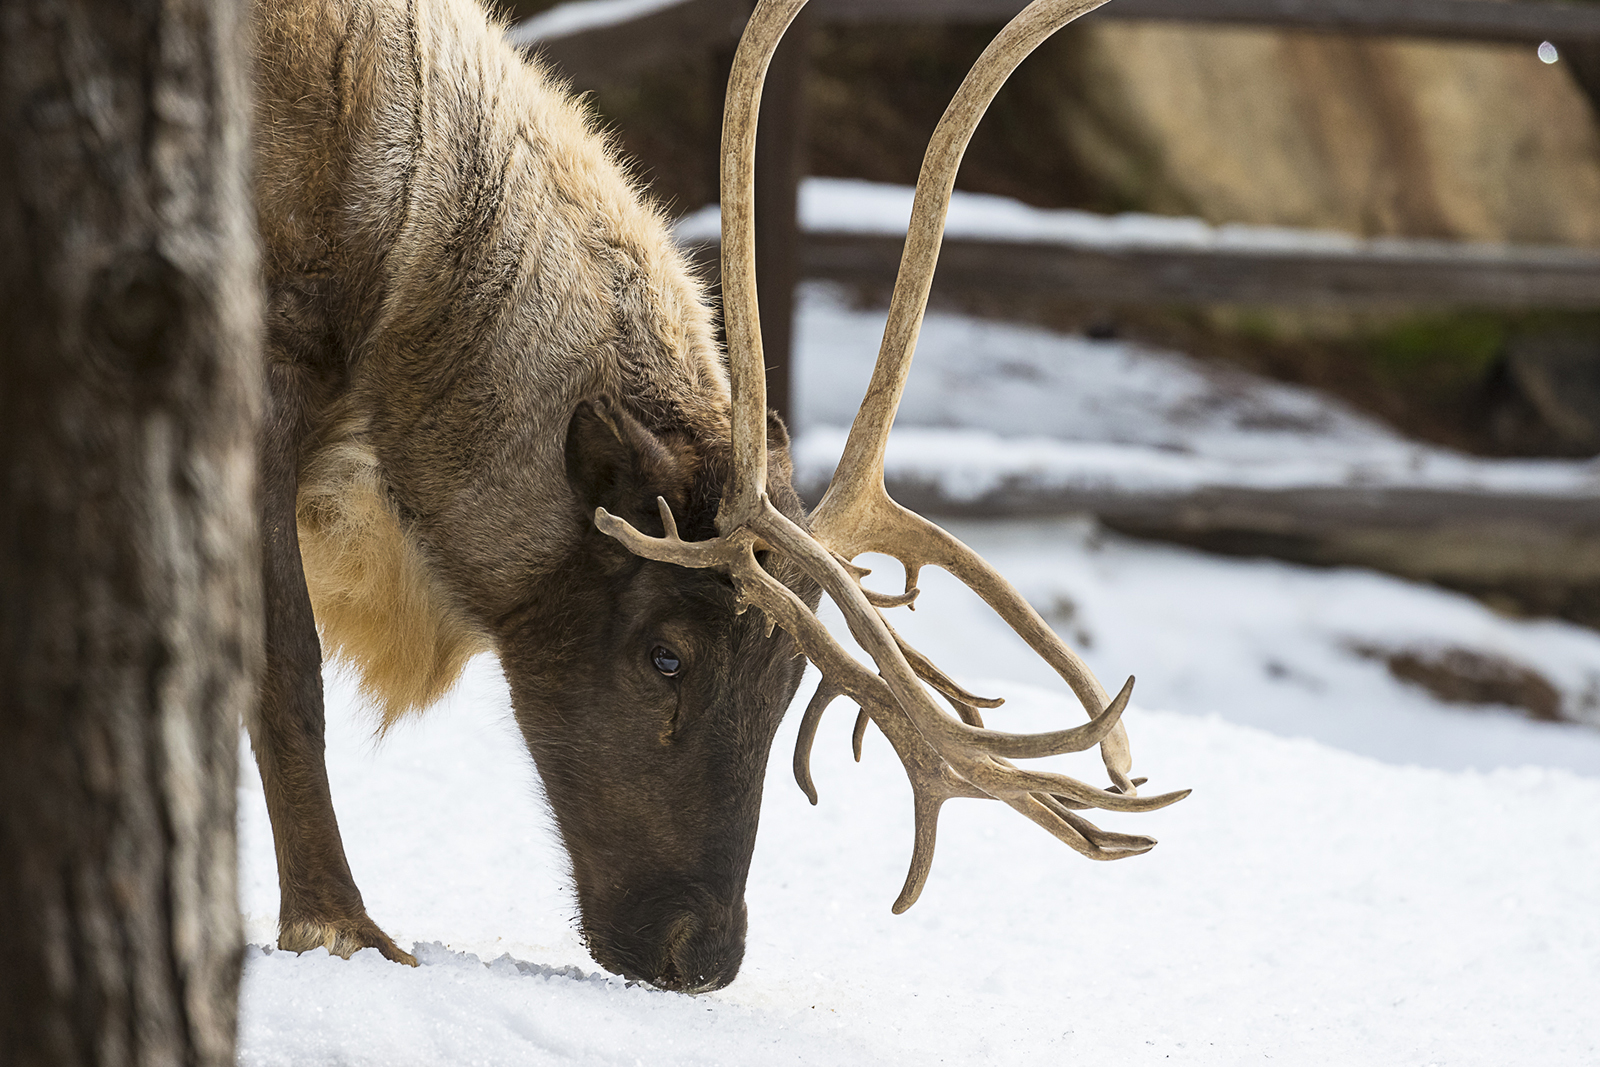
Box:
594 890 748 993
653 899 748 993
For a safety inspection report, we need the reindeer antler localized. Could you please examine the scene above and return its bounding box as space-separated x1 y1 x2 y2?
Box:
599 0 1189 912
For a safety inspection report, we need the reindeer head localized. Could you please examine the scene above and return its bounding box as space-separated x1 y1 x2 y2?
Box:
500 394 817 994
522 0 1185 993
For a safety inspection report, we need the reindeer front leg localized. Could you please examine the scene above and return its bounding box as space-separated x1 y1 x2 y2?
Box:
249 361 416 966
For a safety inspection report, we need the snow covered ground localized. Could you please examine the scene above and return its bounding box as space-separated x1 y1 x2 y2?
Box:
237 538 1600 1065
238 487 1600 1064
237 190 1600 1063
506 0 689 46
677 176 1600 261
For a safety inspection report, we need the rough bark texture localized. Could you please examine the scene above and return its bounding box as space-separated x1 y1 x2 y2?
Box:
0 0 261 1064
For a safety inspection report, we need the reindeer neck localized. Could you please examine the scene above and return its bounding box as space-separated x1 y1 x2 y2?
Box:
257 0 727 423
257 0 731 609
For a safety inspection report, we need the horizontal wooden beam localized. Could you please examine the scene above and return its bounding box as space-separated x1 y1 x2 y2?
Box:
786 470 1600 583
820 233 1600 308
811 0 1600 43
686 228 1600 309
510 0 747 89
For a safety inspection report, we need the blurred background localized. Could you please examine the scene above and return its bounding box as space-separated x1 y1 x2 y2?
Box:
499 0 1600 771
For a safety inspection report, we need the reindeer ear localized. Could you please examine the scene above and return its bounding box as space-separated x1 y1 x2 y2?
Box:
765 409 791 452
565 395 691 526
762 408 808 521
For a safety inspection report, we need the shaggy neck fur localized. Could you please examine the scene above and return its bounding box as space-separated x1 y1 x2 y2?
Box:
254 0 734 725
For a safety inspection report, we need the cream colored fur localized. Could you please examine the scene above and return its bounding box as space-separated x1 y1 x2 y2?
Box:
295 425 489 730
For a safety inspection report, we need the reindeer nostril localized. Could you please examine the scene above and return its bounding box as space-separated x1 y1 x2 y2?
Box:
655 912 698 990
585 890 746 992
668 900 745 993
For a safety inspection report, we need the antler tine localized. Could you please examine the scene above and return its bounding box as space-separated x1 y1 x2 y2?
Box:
882 617 1003 710
594 504 743 571
1035 794 1161 853
804 0 1134 790
813 0 1114 518
655 495 680 540
863 585 920 610
603 495 1180 907
1008 794 1157 861
793 679 841 805
969 759 1187 813
717 0 812 530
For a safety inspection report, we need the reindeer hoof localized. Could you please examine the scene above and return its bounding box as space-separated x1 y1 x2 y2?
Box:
278 916 418 966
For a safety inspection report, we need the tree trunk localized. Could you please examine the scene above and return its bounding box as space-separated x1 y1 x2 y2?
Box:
0 0 261 1064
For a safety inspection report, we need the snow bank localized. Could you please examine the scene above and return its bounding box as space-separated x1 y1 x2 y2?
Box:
792 177 1375 253
676 176 1600 262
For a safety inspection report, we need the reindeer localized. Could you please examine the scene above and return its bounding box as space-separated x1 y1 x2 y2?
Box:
250 0 1184 994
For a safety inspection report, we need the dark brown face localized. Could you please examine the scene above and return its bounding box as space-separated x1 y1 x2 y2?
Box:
497 397 816 993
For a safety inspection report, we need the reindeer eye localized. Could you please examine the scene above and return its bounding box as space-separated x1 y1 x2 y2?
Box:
651 645 682 677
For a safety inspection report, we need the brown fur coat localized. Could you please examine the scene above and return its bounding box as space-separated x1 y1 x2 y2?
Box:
253 0 733 724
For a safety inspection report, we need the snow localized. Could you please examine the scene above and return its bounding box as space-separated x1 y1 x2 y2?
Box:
233 588 1600 1062
792 282 1600 500
238 591 1600 1063
506 0 689 46
237 532 1600 1064
236 186 1600 1065
675 176 1600 263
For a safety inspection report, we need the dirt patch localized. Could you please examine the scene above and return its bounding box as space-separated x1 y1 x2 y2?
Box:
1351 643 1565 722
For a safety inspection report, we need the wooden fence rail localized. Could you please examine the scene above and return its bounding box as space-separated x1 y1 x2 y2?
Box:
859 475 1600 624
680 225 1600 308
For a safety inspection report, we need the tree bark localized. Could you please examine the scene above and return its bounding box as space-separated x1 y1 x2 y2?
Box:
0 0 261 1064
